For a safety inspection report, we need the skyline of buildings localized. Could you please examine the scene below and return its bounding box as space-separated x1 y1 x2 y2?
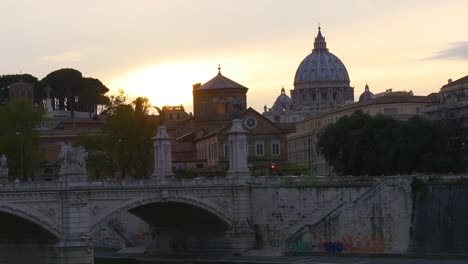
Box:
1 1 468 113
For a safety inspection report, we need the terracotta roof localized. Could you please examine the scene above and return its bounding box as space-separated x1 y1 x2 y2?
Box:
197 72 248 91
194 107 289 142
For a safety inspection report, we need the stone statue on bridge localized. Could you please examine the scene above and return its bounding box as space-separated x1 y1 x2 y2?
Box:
58 143 88 176
0 154 8 178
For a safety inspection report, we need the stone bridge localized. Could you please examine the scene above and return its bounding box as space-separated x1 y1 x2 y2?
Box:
1 175 467 263
0 178 254 264
1 123 466 263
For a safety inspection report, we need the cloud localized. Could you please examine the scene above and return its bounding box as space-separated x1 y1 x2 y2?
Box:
428 42 468 60
38 51 82 63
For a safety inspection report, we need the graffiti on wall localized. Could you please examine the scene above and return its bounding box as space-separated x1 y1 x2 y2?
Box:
285 237 384 253
93 217 151 249
266 231 282 248
94 237 122 248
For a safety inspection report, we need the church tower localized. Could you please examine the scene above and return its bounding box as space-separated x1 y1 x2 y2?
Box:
192 65 248 134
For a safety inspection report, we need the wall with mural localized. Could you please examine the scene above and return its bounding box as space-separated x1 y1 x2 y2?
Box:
91 211 151 251
89 176 467 255
252 176 467 255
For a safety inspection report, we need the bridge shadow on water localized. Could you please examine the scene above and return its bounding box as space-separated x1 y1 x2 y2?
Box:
0 211 59 264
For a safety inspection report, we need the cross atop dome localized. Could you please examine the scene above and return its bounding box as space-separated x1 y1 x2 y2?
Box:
313 26 328 51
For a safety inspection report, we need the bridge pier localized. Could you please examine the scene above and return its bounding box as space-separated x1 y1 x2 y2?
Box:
54 237 94 264
55 189 94 264
228 185 256 254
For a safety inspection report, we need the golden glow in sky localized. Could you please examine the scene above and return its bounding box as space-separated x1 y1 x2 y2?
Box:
1 0 468 113
111 62 205 110
110 60 255 112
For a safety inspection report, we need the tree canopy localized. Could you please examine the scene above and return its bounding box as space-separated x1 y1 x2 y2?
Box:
39 68 110 113
77 91 157 179
0 100 44 180
1 69 110 113
317 111 466 176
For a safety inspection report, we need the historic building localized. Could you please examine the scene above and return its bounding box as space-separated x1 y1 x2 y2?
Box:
192 66 248 135
358 84 375 102
35 91 106 180
264 27 354 123
424 76 468 161
287 89 433 176
194 107 289 176
8 81 34 104
424 76 468 126
172 67 291 176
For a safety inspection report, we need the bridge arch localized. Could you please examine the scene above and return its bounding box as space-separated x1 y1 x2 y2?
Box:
0 201 61 239
90 195 233 233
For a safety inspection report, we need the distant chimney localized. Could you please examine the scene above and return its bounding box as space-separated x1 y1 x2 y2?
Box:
193 83 201 90
448 79 452 84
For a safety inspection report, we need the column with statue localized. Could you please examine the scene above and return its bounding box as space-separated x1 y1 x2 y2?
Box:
226 101 251 183
152 106 173 181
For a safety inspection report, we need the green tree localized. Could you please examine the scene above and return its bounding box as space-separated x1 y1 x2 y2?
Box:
317 111 456 176
0 100 44 180
78 77 110 113
40 68 82 111
78 91 156 179
39 69 109 113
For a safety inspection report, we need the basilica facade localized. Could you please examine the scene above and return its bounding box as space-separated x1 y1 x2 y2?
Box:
264 27 354 123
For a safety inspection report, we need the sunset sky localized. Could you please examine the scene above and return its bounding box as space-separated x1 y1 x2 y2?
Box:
1 0 467 113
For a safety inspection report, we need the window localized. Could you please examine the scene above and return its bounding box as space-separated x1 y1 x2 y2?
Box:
177 113 181 120
169 113 173 120
272 141 280 155
274 116 280 123
202 101 207 115
217 102 226 114
244 117 257 129
383 108 398 115
255 141 264 156
223 143 229 157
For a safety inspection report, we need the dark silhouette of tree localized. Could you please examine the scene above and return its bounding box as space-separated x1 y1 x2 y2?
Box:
77 77 110 113
317 111 462 176
78 91 156 179
39 68 109 114
40 68 82 112
0 100 44 180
